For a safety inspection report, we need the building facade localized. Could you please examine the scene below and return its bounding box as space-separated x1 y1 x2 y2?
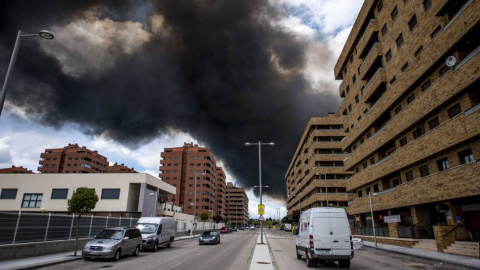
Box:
159 143 226 219
285 114 352 215
107 163 137 173
0 166 34 174
225 182 249 227
38 144 109 174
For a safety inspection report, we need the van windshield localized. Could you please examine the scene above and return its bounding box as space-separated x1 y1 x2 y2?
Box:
95 230 124 240
136 223 157 234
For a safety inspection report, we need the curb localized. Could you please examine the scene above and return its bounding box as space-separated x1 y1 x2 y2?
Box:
18 257 83 270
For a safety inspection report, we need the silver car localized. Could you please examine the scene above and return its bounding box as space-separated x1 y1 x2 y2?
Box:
82 227 142 261
199 231 220 245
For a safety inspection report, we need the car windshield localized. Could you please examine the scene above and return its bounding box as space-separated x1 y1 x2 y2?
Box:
202 231 217 236
95 230 124 240
137 223 157 234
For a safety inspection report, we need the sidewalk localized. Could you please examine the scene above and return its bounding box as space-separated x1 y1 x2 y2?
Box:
0 234 201 270
249 234 274 270
362 240 480 269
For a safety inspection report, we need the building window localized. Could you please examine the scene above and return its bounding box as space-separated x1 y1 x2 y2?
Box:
350 55 354 64
360 138 364 144
406 94 415 104
431 25 441 39
346 85 350 93
0 189 18 199
421 80 431 91
366 187 371 195
393 179 400 186
352 75 356 83
355 95 359 103
400 137 408 147
396 33 404 48
391 6 398 20
358 190 363 198
405 171 414 182
408 15 417 31
439 65 451 76
419 165 430 177
423 0 432 11
348 104 352 112
22 193 43 208
367 132 371 138
377 0 383 12
458 149 474 164
390 76 397 84
370 158 376 165
413 124 425 139
51 189 68 199
448 103 462 118
363 162 368 169
381 23 387 36
401 62 409 72
373 184 379 193
437 158 449 172
385 49 392 62
101 189 120 199
414 46 424 57
428 117 440 130
395 105 402 115
188 191 193 195
355 167 360 173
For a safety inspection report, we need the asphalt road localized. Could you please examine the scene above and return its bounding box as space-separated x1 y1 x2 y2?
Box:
265 229 470 270
41 229 258 270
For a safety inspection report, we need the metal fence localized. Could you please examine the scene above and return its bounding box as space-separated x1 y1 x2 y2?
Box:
354 226 390 237
398 226 415 238
0 212 139 245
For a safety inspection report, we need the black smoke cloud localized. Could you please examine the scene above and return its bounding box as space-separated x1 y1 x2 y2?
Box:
0 0 341 199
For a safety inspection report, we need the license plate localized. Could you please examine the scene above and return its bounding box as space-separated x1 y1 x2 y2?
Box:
89 252 99 255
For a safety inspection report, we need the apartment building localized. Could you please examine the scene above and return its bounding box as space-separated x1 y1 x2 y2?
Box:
0 166 34 174
225 182 249 227
159 143 226 219
107 162 137 173
285 114 352 216
215 167 227 218
287 0 480 242
38 144 109 173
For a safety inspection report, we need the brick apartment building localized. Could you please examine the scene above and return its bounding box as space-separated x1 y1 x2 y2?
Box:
0 166 34 174
287 0 480 245
108 162 137 173
159 143 226 219
285 114 352 215
38 144 109 173
225 182 249 227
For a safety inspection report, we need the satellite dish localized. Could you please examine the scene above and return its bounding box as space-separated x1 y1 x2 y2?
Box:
436 202 449 213
446 56 456 67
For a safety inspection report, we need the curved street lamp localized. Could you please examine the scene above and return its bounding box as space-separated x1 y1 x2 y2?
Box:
0 30 54 118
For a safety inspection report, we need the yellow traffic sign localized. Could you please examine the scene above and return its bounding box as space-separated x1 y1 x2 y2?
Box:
258 204 265 214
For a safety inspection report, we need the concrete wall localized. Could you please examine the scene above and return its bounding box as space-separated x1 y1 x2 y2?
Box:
0 239 90 261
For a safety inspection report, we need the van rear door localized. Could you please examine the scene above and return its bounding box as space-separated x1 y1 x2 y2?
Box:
330 213 351 256
313 214 333 251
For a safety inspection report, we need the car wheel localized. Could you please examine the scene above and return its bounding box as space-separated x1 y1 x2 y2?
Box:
113 249 121 261
339 259 350 268
167 240 172 248
305 252 313 268
153 241 158 252
199 242 202 245
296 247 301 260
133 246 140 256
83 256 90 260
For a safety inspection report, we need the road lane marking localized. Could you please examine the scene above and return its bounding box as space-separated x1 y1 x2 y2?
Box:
171 262 183 268
197 252 204 255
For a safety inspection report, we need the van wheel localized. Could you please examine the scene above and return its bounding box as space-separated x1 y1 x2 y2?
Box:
133 246 140 256
339 259 350 268
296 247 301 260
153 241 158 252
306 253 313 268
113 249 121 261
167 240 172 248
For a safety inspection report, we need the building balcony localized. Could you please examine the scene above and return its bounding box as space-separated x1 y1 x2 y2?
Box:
360 43 383 80
287 179 348 208
347 162 480 215
346 107 480 191
356 19 379 59
362 68 387 103
289 193 349 210
344 49 480 170
314 154 348 163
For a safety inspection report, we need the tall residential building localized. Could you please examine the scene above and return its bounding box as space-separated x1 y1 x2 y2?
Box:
216 167 227 218
38 144 109 173
0 166 34 174
287 0 480 242
159 143 226 218
107 163 137 173
225 182 249 227
285 114 352 216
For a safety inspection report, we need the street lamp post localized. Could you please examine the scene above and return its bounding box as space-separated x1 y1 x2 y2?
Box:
0 30 54 118
193 171 206 236
246 141 274 245
369 191 377 247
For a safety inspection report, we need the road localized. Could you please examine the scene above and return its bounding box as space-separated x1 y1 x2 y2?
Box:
265 229 469 269
41 229 258 270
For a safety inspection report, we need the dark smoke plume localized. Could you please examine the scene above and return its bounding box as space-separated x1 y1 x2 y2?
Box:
0 0 341 199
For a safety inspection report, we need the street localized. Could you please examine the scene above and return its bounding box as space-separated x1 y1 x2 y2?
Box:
265 229 470 270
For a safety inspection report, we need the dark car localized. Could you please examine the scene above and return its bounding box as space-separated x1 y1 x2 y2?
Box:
239 227 245 230
227 227 232 233
280 225 285 230
199 231 220 245
231 227 238 232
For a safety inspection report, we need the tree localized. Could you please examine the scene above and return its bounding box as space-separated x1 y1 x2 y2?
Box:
200 212 209 221
223 216 229 224
213 215 223 223
68 187 98 256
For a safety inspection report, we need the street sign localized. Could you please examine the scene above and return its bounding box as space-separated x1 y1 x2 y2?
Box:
383 215 401 223
258 214 265 221
258 204 265 214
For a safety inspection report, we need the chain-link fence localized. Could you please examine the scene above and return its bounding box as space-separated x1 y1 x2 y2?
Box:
0 212 139 245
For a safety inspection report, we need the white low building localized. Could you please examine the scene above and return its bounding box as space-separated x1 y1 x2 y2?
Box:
0 173 176 218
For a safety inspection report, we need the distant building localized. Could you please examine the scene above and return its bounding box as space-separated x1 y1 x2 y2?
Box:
108 162 137 173
159 143 226 219
38 144 109 174
225 182 249 227
0 166 34 174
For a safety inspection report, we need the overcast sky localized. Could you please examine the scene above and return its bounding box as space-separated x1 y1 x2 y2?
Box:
0 0 362 219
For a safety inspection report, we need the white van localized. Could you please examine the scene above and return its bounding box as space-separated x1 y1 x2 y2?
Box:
136 217 176 251
295 208 353 268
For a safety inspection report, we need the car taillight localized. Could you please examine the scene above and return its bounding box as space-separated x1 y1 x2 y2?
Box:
350 236 353 250
309 234 314 249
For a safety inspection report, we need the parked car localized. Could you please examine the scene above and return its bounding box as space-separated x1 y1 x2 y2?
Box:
220 227 229 234
296 207 353 268
82 227 142 261
199 231 220 245
239 227 245 230
228 227 232 233
231 227 238 232
250 225 255 230
284 223 292 231
136 217 175 251
280 224 285 230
